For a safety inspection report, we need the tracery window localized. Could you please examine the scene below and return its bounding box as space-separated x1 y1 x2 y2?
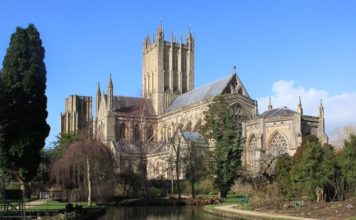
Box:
268 132 288 156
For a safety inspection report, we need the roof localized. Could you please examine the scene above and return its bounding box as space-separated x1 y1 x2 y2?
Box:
166 74 235 112
113 96 155 116
182 131 204 142
260 106 297 118
115 140 166 155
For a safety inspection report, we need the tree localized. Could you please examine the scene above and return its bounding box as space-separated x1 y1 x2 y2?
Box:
183 133 208 198
275 153 293 197
51 139 116 204
0 24 50 186
202 96 242 198
167 131 185 199
48 132 80 160
338 134 356 199
290 136 336 201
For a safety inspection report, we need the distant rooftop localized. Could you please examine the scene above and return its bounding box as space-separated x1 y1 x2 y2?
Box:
113 96 155 116
182 131 204 142
260 106 297 118
115 140 166 155
166 74 235 112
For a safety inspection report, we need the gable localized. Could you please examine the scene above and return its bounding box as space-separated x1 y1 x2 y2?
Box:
166 72 250 112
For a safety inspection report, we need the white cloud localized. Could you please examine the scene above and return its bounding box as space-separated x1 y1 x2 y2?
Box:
257 80 356 142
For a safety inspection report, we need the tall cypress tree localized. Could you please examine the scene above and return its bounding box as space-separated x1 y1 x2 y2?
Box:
0 24 50 183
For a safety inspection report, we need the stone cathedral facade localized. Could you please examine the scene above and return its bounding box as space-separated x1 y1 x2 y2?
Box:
61 25 328 178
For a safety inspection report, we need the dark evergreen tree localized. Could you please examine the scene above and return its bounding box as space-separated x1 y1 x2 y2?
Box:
202 96 242 198
338 134 356 198
275 153 293 197
0 24 50 183
290 136 335 201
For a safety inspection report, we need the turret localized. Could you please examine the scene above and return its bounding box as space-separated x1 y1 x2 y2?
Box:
96 82 101 113
318 99 328 144
143 33 150 51
108 74 113 110
297 96 303 114
268 97 273 110
319 99 324 117
157 24 164 43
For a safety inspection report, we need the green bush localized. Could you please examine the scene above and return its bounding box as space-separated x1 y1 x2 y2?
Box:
196 178 218 195
148 186 164 198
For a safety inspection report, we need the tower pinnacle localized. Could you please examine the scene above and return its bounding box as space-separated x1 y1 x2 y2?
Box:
297 96 303 114
319 99 324 117
268 97 273 110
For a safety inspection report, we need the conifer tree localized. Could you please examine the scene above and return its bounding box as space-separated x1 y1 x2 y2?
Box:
0 24 50 183
202 96 242 198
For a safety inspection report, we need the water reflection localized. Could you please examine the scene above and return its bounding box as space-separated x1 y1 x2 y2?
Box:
99 206 230 220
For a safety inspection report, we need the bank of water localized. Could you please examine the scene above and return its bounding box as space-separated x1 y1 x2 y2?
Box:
98 206 233 220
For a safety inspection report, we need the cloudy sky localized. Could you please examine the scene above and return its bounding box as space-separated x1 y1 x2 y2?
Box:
0 0 355 146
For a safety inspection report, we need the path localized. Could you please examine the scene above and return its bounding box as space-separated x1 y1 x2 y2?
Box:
214 204 319 220
25 199 49 208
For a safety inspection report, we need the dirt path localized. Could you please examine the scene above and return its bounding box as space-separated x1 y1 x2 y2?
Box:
214 204 319 220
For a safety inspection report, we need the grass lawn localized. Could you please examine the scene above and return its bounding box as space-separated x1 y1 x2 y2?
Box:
27 200 97 211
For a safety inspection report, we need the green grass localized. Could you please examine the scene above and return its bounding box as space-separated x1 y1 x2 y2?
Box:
348 217 356 220
27 200 97 211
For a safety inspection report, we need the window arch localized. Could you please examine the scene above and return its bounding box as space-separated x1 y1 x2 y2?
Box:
268 131 288 156
133 123 140 141
119 123 127 140
147 124 154 142
246 135 258 173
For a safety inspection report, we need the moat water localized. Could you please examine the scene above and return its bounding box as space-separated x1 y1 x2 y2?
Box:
98 206 231 220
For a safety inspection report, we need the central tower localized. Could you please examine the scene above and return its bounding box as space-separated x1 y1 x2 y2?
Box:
142 25 194 114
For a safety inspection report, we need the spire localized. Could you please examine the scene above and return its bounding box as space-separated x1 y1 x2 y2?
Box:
297 96 303 114
96 82 101 95
157 23 164 42
319 99 324 117
108 74 113 89
144 33 150 49
96 82 101 114
187 23 193 41
268 97 273 110
108 74 113 110
180 33 182 45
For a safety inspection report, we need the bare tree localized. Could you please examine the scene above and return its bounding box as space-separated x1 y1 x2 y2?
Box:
183 133 208 198
51 139 116 204
166 130 187 199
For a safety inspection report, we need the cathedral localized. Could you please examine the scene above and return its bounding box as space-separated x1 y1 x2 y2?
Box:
61 25 328 179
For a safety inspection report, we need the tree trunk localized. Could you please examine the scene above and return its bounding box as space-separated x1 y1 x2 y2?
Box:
175 160 181 199
86 156 92 206
191 180 195 199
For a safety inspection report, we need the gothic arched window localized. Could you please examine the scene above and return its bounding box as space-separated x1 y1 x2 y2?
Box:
268 132 288 156
238 88 243 95
119 123 127 140
147 124 154 142
133 123 140 141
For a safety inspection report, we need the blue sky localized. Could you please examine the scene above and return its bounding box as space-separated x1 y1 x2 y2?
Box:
1 0 355 146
